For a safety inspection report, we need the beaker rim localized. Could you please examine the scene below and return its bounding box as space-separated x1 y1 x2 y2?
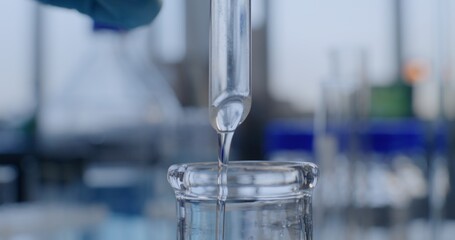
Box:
167 161 318 201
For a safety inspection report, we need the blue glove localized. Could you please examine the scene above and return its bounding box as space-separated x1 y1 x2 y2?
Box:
38 0 162 29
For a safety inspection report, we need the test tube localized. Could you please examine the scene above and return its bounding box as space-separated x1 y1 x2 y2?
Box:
209 0 252 133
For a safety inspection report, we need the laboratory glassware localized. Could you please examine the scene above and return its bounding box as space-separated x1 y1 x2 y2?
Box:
39 23 184 240
168 161 318 240
40 23 177 163
209 0 252 133
314 48 368 240
428 1 454 239
209 1 252 239
357 120 427 240
429 123 451 240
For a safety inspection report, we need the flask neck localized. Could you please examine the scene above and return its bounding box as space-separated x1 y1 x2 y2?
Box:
90 30 126 58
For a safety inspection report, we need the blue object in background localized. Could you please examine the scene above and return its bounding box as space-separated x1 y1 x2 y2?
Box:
37 0 162 29
366 119 426 155
265 120 315 162
93 22 126 32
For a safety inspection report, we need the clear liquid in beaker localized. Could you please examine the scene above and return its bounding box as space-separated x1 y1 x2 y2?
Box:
178 196 312 240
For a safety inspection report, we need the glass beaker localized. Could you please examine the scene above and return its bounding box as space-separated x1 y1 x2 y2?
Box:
167 161 318 240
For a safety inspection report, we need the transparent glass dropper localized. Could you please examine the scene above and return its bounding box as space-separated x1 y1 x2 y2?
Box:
209 0 252 136
209 2 251 239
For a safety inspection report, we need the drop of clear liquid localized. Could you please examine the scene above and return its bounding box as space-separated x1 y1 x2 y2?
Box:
215 131 233 240
211 94 251 240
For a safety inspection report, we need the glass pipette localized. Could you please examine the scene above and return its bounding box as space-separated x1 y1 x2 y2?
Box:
209 0 252 137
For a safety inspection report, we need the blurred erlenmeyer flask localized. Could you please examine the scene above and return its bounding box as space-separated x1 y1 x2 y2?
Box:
41 23 181 163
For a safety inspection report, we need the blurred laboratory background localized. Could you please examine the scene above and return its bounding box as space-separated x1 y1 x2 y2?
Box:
1 0 455 239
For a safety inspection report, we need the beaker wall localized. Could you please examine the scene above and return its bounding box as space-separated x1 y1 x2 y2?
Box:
177 197 312 240
168 161 318 240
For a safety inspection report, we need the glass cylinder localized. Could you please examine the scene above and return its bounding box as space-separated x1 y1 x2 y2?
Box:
358 119 427 240
209 0 252 133
314 48 368 240
168 161 318 240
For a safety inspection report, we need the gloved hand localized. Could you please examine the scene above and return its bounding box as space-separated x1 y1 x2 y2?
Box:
37 0 162 29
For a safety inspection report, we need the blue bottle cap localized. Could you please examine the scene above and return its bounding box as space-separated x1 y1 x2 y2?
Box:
265 120 314 157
